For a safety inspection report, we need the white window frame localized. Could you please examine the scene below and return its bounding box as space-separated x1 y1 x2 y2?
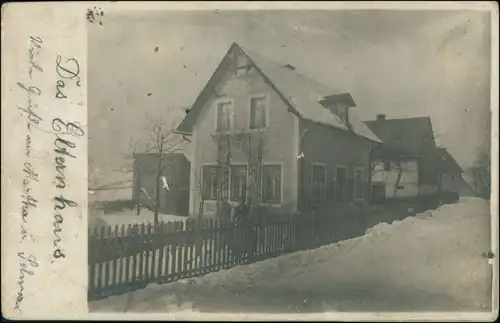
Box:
260 162 283 206
248 93 270 131
200 163 220 202
229 163 248 202
335 165 348 202
214 98 234 133
311 162 327 202
353 167 364 201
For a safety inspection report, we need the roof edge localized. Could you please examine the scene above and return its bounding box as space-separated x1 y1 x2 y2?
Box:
176 42 241 133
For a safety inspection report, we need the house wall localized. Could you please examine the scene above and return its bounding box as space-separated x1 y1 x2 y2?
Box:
299 118 373 215
372 160 419 198
441 172 476 197
190 55 298 216
441 172 458 192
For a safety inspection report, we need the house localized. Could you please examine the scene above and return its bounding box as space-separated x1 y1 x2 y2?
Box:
175 42 382 217
132 153 191 216
365 115 440 202
436 148 476 198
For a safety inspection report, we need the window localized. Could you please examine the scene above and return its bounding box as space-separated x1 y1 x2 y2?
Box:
335 167 347 202
249 96 267 129
354 168 364 201
202 166 218 200
234 54 250 77
230 165 247 202
201 166 229 200
262 165 281 204
450 173 455 182
312 164 326 202
216 101 233 132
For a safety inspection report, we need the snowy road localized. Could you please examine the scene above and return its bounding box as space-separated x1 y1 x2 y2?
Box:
90 198 493 313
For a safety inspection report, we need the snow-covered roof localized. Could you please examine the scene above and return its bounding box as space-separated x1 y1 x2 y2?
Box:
241 46 381 143
176 43 382 143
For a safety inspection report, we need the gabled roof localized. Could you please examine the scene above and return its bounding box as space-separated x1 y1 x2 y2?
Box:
176 43 381 143
364 116 435 157
437 148 464 174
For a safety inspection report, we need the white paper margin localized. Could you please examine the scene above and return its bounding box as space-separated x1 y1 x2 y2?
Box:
1 1 498 321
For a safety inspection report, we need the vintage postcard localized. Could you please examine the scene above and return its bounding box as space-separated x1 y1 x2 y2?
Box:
1 1 499 321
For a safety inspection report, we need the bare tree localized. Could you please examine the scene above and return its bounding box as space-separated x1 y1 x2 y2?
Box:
469 152 491 200
369 147 417 200
144 117 184 225
115 116 184 226
392 161 404 199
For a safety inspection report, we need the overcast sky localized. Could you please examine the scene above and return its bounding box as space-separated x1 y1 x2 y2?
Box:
88 9 491 185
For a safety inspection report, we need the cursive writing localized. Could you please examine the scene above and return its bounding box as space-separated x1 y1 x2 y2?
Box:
17 83 43 133
13 37 44 311
51 101 84 260
28 36 44 79
14 252 39 312
52 195 78 260
55 55 81 99
21 163 39 226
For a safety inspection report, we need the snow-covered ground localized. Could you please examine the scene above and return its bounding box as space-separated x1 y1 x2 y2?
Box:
100 209 187 228
89 205 187 230
89 197 493 314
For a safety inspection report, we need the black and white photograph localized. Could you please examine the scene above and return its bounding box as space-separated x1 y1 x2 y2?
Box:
86 6 495 314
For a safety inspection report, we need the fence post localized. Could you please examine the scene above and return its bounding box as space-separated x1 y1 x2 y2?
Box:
195 217 202 269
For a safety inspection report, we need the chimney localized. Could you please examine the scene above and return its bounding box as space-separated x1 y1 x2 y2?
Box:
283 64 296 71
377 114 386 121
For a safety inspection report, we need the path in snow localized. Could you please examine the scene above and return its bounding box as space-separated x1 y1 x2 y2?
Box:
89 197 492 313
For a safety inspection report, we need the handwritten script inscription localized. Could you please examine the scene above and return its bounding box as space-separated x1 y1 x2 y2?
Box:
14 36 44 313
14 253 39 312
52 55 84 261
55 55 81 99
11 31 85 313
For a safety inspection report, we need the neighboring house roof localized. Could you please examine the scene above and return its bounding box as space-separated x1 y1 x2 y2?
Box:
176 42 381 143
364 117 435 158
436 148 464 174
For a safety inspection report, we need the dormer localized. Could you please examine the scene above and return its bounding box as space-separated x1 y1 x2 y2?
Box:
319 93 356 129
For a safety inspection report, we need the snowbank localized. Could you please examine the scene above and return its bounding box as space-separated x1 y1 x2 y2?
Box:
89 198 492 313
100 209 187 228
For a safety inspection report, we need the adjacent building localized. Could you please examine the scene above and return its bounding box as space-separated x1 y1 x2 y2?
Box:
437 148 476 198
365 115 440 201
132 152 191 216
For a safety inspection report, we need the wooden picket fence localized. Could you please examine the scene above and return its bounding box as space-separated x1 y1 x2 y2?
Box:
88 212 365 301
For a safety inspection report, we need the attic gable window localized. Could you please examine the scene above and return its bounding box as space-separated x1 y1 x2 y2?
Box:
233 54 252 77
216 100 233 132
249 95 268 129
